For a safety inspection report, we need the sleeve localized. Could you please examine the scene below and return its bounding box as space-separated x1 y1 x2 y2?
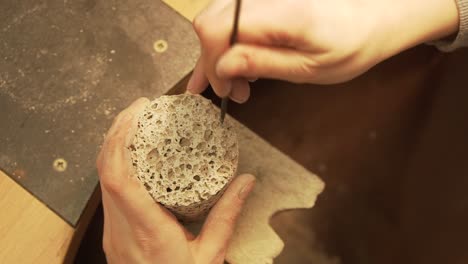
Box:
431 0 468 52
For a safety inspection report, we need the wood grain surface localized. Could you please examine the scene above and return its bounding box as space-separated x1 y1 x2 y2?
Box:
0 173 74 263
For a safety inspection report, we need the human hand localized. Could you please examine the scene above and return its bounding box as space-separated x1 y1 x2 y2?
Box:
187 0 459 102
96 98 256 264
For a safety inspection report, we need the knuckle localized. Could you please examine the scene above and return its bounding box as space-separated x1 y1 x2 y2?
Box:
100 172 123 194
193 13 217 44
135 236 156 254
104 135 126 158
296 57 319 83
212 214 236 229
240 49 255 73
192 14 207 39
132 228 165 257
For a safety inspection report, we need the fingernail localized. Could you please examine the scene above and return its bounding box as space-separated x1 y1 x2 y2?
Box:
229 80 250 104
238 177 255 200
230 89 248 103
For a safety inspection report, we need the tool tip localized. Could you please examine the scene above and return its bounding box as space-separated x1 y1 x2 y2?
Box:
220 97 229 124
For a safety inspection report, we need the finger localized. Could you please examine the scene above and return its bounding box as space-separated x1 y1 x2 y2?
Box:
196 174 256 259
193 0 231 23
101 125 177 231
97 98 149 172
229 79 250 104
216 44 320 83
187 58 209 94
193 2 234 98
102 187 144 263
98 97 150 197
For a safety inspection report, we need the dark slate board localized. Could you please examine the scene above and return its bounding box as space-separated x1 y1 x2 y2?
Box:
0 0 199 226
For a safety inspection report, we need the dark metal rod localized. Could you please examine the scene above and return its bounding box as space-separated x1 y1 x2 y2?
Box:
220 0 241 124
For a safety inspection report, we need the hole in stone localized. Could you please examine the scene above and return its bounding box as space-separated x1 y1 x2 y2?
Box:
144 182 152 191
184 114 189 118
155 162 163 171
147 148 160 161
147 114 153 119
193 175 201 181
165 139 171 145
217 165 230 174
166 187 172 192
196 142 206 150
193 123 202 131
182 183 193 191
180 137 191 147
186 164 192 169
204 130 213 141
156 120 162 125
151 103 158 109
175 186 180 191
167 169 174 180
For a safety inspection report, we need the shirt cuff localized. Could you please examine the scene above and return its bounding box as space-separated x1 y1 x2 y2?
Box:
431 0 468 52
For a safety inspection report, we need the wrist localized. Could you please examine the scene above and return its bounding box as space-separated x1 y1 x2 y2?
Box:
375 0 459 60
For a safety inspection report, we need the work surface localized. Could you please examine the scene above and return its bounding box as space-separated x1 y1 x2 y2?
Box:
0 0 324 263
0 0 198 262
0 0 198 225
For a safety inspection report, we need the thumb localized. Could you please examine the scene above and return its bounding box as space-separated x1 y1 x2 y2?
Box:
216 44 320 83
196 174 256 260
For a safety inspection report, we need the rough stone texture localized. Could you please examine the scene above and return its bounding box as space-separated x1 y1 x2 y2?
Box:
129 94 238 221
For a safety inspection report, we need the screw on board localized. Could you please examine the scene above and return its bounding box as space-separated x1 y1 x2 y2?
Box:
53 158 67 172
153 40 168 53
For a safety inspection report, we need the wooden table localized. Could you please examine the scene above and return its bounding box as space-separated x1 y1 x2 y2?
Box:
0 173 75 263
